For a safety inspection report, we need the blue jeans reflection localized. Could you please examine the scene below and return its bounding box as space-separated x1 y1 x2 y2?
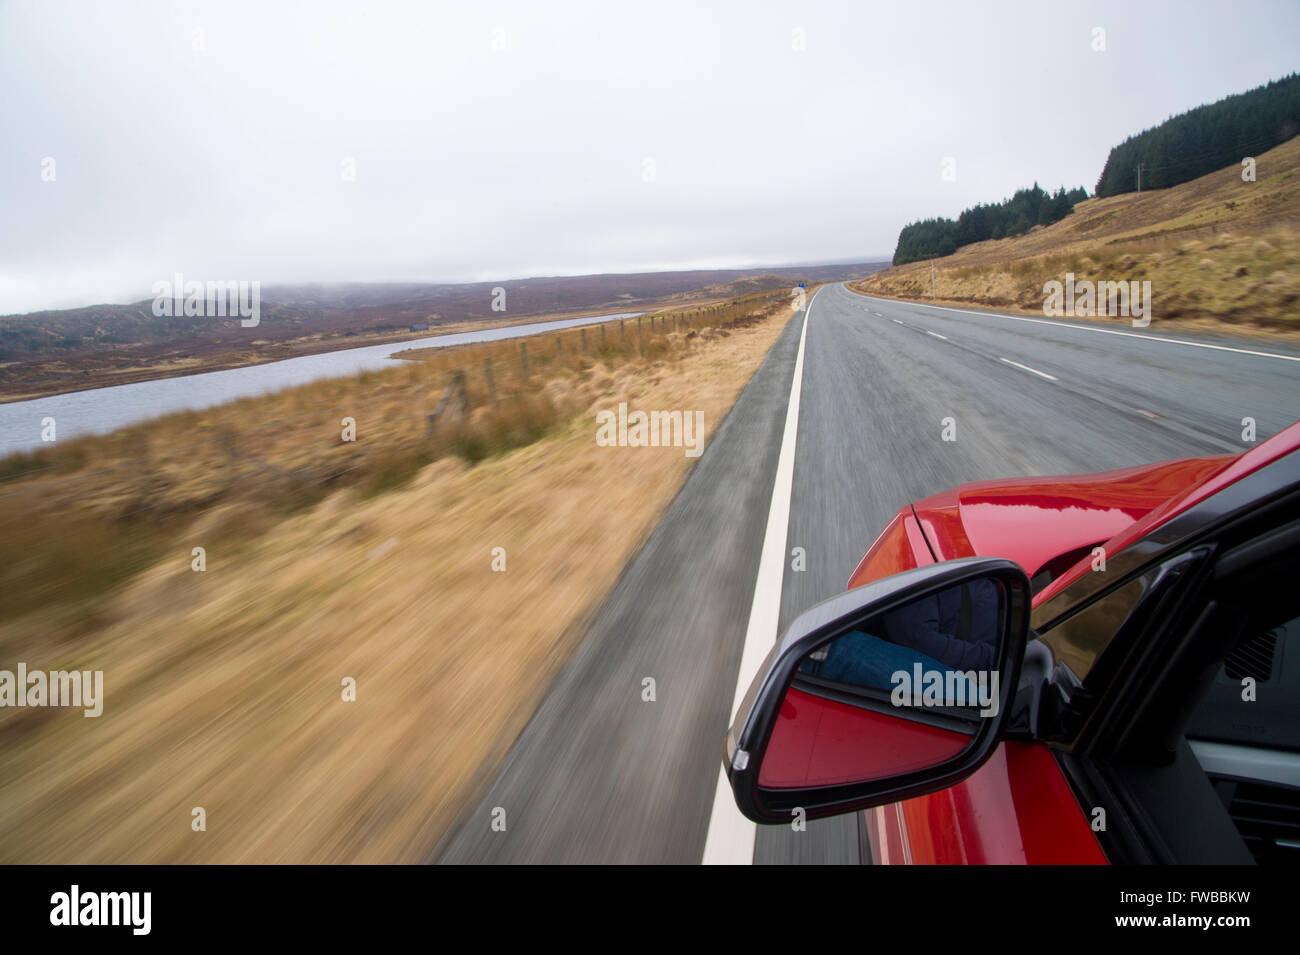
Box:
808 630 950 691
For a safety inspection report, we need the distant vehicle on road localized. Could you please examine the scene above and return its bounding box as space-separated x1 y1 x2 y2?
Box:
724 422 1300 864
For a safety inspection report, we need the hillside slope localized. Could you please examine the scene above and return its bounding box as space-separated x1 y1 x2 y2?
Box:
852 137 1300 334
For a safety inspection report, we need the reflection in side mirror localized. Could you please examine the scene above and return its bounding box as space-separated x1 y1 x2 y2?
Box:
764 579 1002 790
724 558 1030 823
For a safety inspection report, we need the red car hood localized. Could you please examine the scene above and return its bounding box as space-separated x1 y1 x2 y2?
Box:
911 421 1300 606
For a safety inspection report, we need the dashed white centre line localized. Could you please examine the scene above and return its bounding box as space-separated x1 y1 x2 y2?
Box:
892 319 905 325
926 330 948 340
999 357 1058 381
701 289 817 865
854 293 1300 364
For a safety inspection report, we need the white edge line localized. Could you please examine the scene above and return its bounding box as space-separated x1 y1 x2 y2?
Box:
998 356 1058 381
895 802 913 865
854 293 1300 364
701 290 814 865
873 806 890 865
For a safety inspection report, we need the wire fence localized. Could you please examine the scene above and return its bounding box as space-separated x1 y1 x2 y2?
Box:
1 290 793 517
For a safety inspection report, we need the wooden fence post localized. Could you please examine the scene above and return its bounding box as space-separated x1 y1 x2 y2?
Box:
427 370 468 436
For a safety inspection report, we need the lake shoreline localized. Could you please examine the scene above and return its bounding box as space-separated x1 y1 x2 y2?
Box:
0 305 652 406
0 309 642 458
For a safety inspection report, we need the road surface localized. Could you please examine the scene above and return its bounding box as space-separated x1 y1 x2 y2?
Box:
433 282 1300 864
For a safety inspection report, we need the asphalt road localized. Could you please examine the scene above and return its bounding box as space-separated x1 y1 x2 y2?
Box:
434 282 1300 865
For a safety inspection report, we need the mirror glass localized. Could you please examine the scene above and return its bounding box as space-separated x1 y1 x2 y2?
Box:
759 578 1009 790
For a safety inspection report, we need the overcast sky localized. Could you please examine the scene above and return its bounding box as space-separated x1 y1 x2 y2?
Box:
2 0 1298 314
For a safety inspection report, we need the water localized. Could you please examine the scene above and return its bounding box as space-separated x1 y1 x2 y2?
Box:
0 311 640 458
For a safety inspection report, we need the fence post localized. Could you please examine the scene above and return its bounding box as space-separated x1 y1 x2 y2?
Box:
600 324 606 348
581 327 588 353
426 369 468 436
520 341 530 379
484 357 497 403
638 316 643 336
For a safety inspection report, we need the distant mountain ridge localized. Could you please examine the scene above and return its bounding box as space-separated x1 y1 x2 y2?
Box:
0 262 886 364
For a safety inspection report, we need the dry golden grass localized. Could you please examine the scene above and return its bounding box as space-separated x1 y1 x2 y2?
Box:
0 289 796 862
0 291 784 623
851 137 1300 338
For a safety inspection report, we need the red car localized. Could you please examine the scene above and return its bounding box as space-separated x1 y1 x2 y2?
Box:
724 422 1300 864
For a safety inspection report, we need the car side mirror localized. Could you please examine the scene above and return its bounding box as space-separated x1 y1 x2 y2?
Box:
724 557 1030 823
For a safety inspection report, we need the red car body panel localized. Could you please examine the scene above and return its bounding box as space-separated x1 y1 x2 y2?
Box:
844 422 1300 864
906 456 1233 581
868 743 1108 865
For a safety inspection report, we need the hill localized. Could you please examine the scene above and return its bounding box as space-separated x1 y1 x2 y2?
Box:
1097 73 1300 198
851 136 1300 334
